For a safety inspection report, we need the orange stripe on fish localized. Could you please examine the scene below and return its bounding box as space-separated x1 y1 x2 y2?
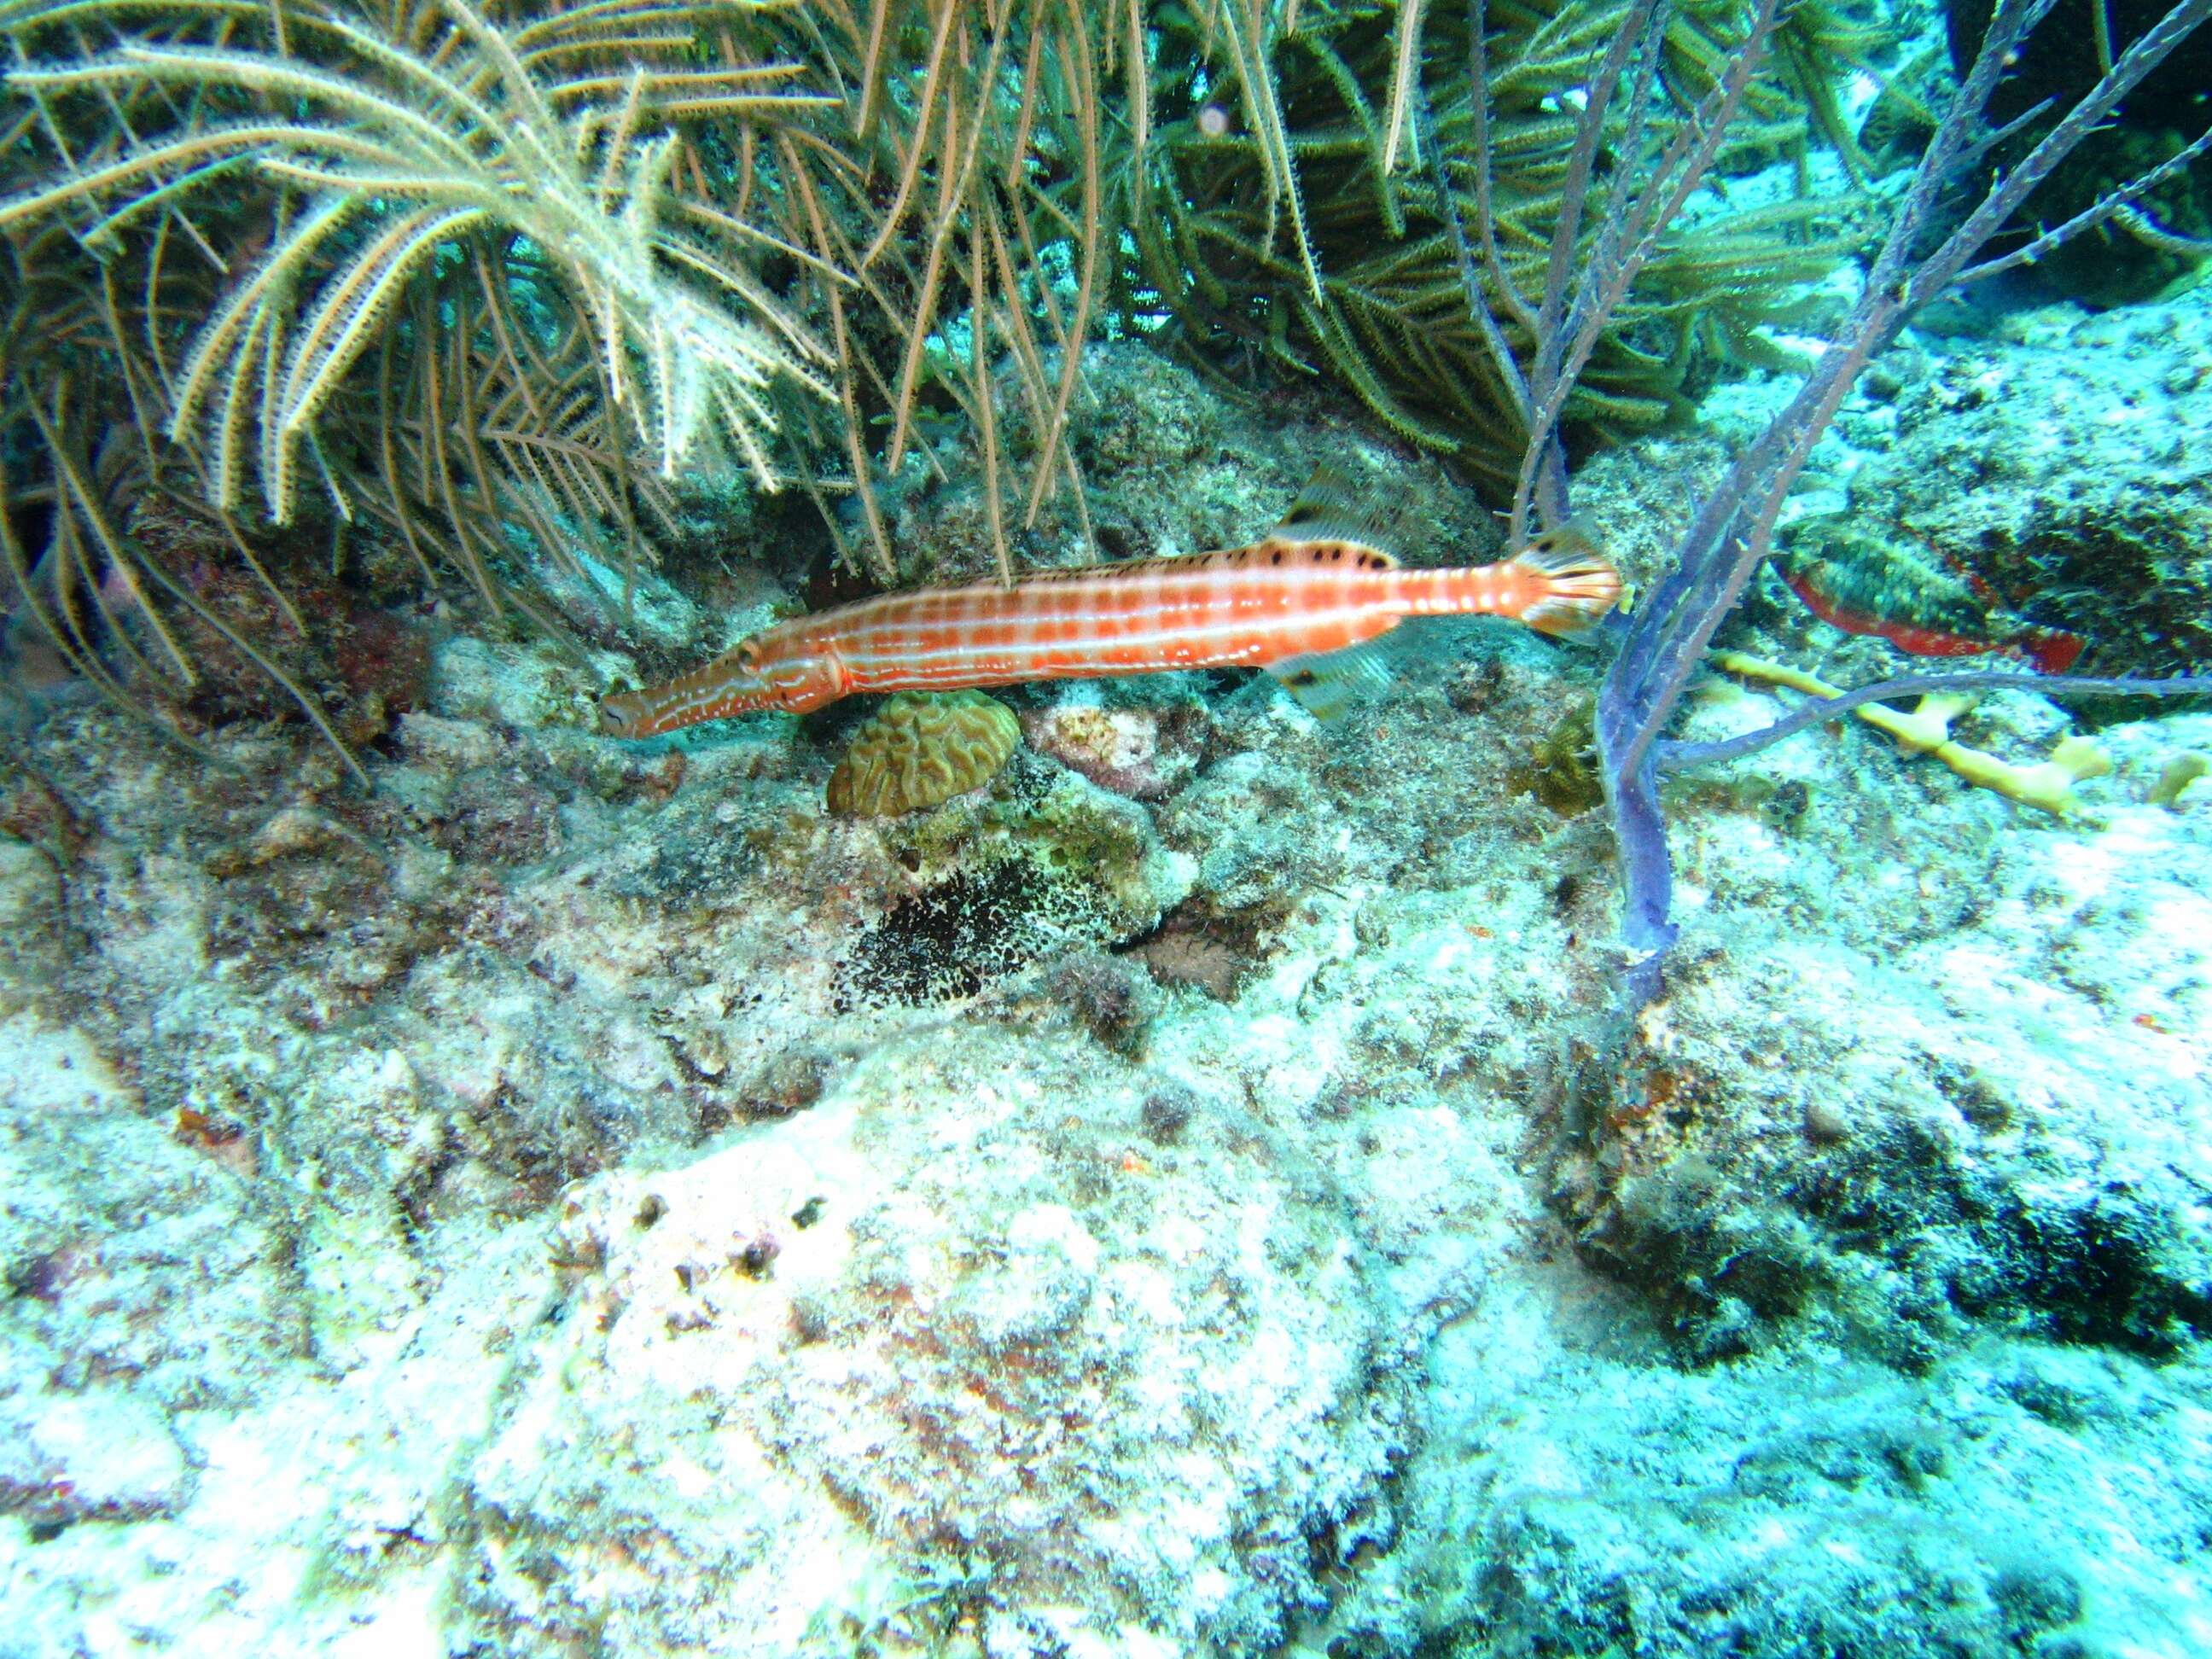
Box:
601 507 1620 739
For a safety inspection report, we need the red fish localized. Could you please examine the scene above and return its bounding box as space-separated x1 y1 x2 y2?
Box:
1785 567 2081 673
1783 528 2083 678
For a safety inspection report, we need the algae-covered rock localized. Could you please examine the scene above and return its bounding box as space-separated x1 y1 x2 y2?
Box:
5 164 2212 1659
453 1029 1409 1656
1786 282 2212 685
832 757 1195 1009
1549 690 2212 1369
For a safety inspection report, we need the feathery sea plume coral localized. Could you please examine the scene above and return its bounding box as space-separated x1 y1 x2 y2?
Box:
0 0 852 771
789 0 1129 583
0 223 378 773
1137 0 1863 504
0 0 838 521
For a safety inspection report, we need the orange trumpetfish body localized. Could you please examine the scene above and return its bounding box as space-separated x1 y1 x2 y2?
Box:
600 526 1620 739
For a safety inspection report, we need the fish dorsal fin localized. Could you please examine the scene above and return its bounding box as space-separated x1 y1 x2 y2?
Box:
1516 521 1604 571
1272 466 1400 562
1266 639 1396 720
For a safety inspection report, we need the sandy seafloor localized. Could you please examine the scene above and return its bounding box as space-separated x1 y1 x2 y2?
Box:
4 254 2212 1656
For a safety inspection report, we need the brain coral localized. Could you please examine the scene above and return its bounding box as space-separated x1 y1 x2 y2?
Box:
825 691 1022 818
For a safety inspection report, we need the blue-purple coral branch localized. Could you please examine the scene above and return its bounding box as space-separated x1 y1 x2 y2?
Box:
1591 0 2212 1011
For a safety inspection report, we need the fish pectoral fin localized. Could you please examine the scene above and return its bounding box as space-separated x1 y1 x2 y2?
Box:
1266 641 1396 720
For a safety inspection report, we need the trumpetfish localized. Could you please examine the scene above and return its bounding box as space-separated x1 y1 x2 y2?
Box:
599 492 1621 737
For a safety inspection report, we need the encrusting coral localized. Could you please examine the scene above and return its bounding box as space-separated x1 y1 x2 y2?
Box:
824 690 1022 817
1716 651 2115 817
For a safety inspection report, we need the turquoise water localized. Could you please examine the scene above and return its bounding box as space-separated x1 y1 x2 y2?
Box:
3 2 2210 1654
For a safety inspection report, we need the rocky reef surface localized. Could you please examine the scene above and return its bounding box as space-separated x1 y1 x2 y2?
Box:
3 280 2210 1656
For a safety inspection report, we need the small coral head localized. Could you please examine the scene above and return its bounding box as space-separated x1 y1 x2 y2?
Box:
826 690 1021 816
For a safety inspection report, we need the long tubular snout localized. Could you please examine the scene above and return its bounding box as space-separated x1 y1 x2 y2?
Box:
598 644 778 736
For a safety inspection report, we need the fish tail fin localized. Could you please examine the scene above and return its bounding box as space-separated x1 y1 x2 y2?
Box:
1511 527 1622 636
